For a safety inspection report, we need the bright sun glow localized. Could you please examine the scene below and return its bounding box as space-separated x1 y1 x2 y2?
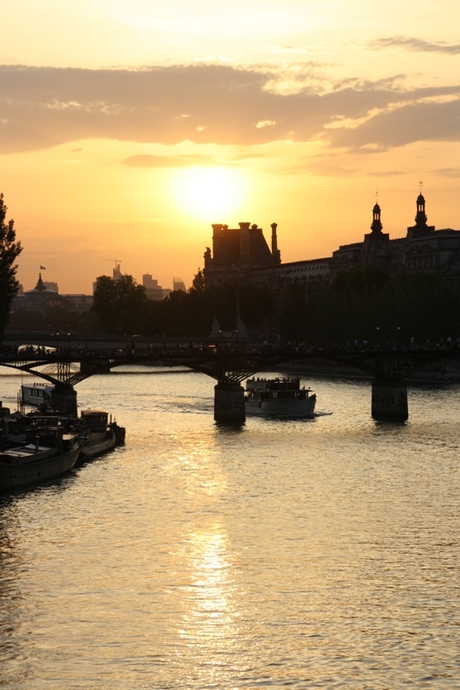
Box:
173 167 246 221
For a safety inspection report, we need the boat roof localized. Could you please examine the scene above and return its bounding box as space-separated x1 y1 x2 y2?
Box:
22 382 55 390
2 444 52 456
80 409 108 416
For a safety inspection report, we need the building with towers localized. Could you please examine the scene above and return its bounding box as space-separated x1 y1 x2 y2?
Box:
328 190 460 280
202 190 460 291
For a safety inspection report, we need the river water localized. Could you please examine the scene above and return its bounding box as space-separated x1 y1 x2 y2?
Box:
0 366 459 689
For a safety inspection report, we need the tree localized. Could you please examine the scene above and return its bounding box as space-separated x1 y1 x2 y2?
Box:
239 284 276 337
0 194 22 337
277 282 309 341
91 274 148 334
330 263 390 294
189 268 206 295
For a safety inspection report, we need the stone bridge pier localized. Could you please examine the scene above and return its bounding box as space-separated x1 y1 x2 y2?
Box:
214 382 245 423
371 380 408 421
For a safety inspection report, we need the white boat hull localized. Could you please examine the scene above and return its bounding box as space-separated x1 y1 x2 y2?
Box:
245 376 317 419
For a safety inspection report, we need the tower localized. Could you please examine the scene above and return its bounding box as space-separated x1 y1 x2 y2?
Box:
407 185 435 240
414 192 427 230
371 202 383 234
360 196 390 265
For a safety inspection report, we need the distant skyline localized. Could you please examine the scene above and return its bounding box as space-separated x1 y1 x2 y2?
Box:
2 0 460 293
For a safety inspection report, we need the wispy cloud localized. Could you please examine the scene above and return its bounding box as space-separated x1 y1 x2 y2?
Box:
123 154 218 167
366 170 405 177
432 167 460 178
369 36 460 55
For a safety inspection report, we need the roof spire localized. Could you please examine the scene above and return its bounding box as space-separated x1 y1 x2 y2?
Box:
35 273 46 291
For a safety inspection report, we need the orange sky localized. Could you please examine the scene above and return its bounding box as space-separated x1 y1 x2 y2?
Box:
2 1 460 294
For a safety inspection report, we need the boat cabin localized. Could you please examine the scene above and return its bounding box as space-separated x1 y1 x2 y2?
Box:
21 383 54 408
80 410 109 431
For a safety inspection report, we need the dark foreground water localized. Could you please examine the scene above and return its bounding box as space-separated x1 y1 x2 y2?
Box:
0 367 459 689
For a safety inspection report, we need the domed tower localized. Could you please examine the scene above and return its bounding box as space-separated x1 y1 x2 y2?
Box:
406 187 435 240
361 197 390 265
371 201 383 235
415 192 427 229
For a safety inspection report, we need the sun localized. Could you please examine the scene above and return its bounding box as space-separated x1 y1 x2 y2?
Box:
172 166 246 221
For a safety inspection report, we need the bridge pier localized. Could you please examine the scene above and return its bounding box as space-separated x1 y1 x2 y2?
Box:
214 382 245 423
371 380 408 421
80 360 111 374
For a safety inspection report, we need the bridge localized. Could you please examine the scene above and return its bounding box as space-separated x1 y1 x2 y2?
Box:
1 336 459 422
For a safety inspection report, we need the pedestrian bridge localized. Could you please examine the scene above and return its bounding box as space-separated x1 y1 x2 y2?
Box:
1 341 459 422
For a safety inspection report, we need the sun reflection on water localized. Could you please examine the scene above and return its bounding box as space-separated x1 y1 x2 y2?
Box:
176 524 240 682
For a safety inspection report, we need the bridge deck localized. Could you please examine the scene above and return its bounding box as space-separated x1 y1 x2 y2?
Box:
1 343 459 387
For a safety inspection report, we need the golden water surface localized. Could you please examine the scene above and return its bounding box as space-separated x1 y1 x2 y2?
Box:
0 368 459 689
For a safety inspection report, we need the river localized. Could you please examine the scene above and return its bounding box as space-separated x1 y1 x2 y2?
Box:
0 366 459 689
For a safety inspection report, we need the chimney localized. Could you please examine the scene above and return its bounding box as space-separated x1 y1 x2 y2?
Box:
239 222 251 268
271 222 281 264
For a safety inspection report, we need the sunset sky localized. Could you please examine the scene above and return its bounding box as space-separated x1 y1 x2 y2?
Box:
2 0 460 294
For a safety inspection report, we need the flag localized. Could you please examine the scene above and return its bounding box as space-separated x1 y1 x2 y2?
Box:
40 265 46 270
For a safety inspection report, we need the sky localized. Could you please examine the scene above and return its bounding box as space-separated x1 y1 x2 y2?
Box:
2 0 460 294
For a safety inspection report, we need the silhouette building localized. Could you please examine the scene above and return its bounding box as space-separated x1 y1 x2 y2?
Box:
203 192 460 290
173 277 186 292
204 221 281 287
11 273 78 316
142 273 165 300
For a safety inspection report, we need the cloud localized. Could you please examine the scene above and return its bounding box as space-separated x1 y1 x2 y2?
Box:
369 36 460 55
366 170 405 178
300 161 361 178
1 63 460 155
432 168 460 178
330 98 460 150
123 154 219 167
255 120 276 128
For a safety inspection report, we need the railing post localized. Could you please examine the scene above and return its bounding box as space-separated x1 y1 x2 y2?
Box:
371 379 408 421
214 382 245 423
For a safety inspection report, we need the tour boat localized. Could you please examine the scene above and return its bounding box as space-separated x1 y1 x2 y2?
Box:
245 376 316 418
0 424 80 492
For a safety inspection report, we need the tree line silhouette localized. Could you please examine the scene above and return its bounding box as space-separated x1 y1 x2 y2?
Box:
10 264 457 346
1 186 458 346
